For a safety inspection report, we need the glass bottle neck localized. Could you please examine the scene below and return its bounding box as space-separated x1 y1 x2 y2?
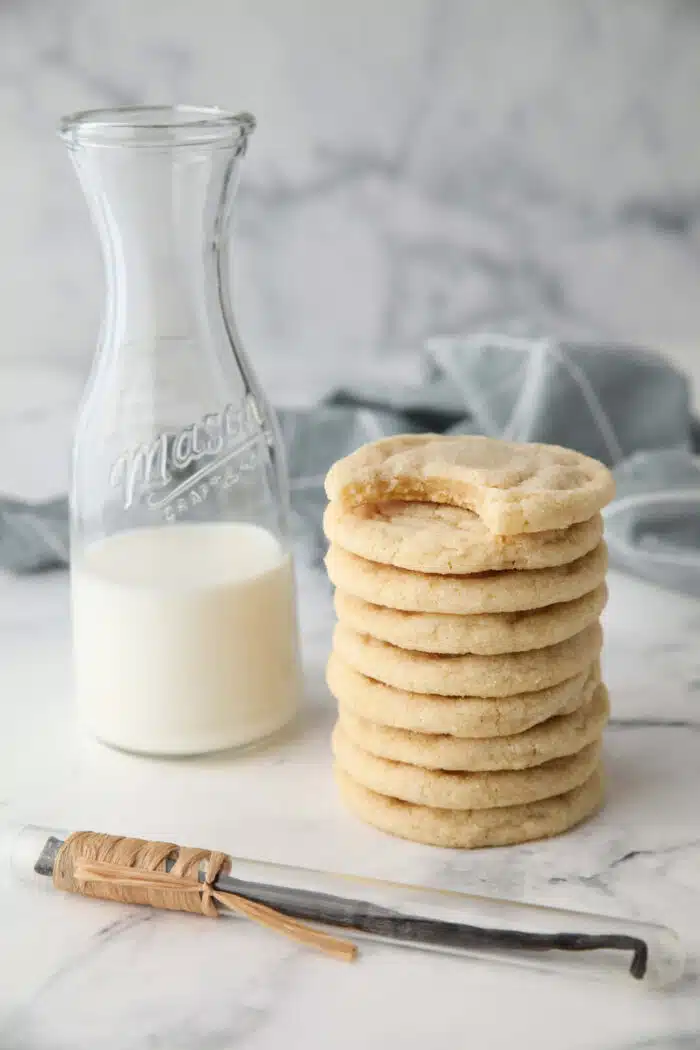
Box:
70 141 242 352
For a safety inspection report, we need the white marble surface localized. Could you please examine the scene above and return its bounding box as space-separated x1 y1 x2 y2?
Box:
1 4 700 1041
1 0 700 406
0 527 699 1047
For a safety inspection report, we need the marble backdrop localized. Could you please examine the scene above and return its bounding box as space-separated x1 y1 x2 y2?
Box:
1 0 699 408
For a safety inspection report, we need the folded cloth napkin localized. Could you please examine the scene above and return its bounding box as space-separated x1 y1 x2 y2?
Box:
2 336 699 596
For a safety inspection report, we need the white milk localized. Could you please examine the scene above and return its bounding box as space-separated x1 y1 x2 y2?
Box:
71 523 301 755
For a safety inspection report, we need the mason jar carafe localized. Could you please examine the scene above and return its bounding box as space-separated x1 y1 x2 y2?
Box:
60 105 301 756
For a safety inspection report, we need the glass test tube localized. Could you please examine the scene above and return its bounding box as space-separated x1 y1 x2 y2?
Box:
2 824 684 988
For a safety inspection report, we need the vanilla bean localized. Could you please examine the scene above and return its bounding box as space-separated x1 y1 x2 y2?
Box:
34 836 648 979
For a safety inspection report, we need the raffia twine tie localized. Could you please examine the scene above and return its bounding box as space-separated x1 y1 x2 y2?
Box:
54 831 356 962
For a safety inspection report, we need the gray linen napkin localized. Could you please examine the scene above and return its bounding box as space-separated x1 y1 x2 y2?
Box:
2 336 699 596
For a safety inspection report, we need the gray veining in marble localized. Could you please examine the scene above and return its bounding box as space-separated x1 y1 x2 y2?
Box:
0 555 699 1049
1 3 700 1047
1 0 700 409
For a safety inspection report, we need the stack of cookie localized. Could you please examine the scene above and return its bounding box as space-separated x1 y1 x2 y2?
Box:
323 435 615 849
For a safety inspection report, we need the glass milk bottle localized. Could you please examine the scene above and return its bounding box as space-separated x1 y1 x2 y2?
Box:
60 106 301 755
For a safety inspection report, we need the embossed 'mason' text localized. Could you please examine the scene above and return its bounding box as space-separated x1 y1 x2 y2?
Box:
109 398 263 509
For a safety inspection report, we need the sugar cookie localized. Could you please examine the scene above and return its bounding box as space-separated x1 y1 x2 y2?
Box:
334 583 607 655
325 435 615 534
332 726 601 809
338 684 609 771
323 501 603 574
326 652 600 737
335 766 604 848
325 543 608 614
333 621 603 697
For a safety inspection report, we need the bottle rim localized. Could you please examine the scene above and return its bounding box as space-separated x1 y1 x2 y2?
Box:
58 105 256 149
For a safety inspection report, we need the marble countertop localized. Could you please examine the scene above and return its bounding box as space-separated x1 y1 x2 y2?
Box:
2 1 700 1036
0 547 699 1048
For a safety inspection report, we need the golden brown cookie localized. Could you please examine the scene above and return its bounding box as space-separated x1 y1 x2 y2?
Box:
332 725 601 809
325 434 615 534
335 765 604 848
333 583 607 655
326 652 600 737
325 542 608 614
338 683 609 771
333 621 603 697
323 501 604 575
